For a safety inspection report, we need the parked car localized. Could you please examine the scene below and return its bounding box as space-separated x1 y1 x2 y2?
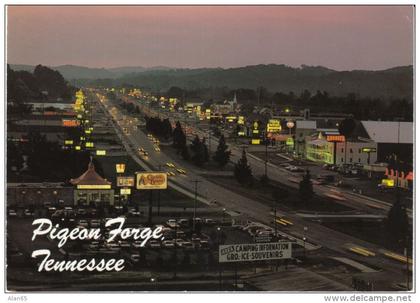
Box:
162 240 175 248
8 209 17 217
149 240 161 248
166 219 180 228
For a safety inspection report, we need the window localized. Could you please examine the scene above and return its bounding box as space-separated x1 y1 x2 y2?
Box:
350 148 353 153
341 157 344 162
358 149 361 153
350 158 353 163
341 148 344 153
358 158 361 163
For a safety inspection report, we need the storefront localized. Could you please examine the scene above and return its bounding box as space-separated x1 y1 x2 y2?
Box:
70 159 114 206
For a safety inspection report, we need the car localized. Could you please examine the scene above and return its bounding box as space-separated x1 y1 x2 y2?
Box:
200 240 210 248
149 240 161 248
289 166 304 172
162 240 175 248
77 208 87 216
167 171 176 177
78 219 89 227
130 254 140 263
107 243 120 251
178 218 189 227
128 210 141 217
154 145 161 152
119 240 131 248
166 219 180 228
204 218 216 225
182 241 194 250
47 207 57 214
90 219 101 227
175 239 185 247
177 168 187 174
24 209 34 217
166 162 175 168
192 238 201 248
132 241 143 249
8 209 17 217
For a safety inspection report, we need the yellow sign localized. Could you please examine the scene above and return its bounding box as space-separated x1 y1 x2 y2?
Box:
136 172 168 190
75 146 81 151
116 164 126 174
251 139 261 145
381 179 395 187
77 184 111 190
120 188 132 195
238 116 245 125
117 176 135 187
267 119 281 133
96 150 106 156
85 142 94 148
64 140 74 145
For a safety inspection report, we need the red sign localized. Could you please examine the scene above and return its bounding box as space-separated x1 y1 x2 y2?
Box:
326 135 345 142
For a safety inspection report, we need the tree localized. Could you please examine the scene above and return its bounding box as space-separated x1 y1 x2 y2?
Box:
202 138 209 163
213 135 231 168
190 136 206 166
338 118 356 165
386 195 409 249
299 170 313 202
181 145 190 160
173 121 186 151
234 149 253 186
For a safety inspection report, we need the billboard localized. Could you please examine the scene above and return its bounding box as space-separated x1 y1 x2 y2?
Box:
267 119 281 133
136 172 168 190
117 176 135 187
219 242 292 263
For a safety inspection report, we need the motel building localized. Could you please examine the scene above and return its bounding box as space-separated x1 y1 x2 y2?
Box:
305 131 377 166
70 158 114 206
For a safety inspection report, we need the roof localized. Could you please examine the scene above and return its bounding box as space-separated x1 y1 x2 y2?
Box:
296 120 317 129
70 159 111 186
361 121 413 144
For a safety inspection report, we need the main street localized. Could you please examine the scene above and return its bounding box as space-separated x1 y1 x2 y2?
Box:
90 90 411 287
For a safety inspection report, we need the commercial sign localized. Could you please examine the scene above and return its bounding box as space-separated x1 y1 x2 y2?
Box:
116 163 126 174
381 179 395 187
117 176 135 187
267 119 281 133
251 139 261 145
120 188 131 195
136 172 168 190
62 119 79 127
219 242 292 263
96 150 106 156
326 135 345 142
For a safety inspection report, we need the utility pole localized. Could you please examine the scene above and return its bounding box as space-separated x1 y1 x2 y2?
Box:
265 132 269 179
157 164 162 216
191 180 202 233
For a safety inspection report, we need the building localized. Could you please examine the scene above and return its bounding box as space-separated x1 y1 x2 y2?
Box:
360 121 413 163
70 159 114 206
305 131 377 165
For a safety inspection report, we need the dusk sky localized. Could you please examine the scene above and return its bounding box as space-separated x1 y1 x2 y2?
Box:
7 5 414 71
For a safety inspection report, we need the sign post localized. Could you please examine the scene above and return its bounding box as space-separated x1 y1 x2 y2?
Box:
219 242 292 263
136 172 168 223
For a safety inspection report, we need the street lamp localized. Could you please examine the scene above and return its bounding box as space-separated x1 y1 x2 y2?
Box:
303 226 308 259
53 190 58 206
217 227 222 290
